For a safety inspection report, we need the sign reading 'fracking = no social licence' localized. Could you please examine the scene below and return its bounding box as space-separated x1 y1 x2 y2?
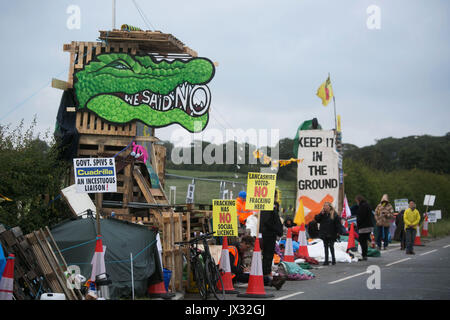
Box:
212 199 238 237
73 158 117 193
245 172 277 211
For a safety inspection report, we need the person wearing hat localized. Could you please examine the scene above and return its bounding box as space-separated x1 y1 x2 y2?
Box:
236 191 257 227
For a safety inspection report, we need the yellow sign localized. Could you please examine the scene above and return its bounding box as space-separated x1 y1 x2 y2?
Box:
337 115 342 132
245 172 277 211
212 199 238 237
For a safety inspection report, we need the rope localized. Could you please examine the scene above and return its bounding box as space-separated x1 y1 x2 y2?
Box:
113 138 134 158
58 236 100 253
63 239 158 265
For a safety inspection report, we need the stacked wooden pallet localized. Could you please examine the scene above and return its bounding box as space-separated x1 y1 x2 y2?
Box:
98 30 198 57
0 225 82 300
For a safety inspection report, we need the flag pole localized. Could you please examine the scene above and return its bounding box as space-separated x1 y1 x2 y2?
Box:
329 72 337 130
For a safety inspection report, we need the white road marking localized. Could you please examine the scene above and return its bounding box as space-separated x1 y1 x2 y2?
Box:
383 248 399 253
443 245 450 248
328 271 368 284
385 258 411 266
420 249 438 256
274 292 304 300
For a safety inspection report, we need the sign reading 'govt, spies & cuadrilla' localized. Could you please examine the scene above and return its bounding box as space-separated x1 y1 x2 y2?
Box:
73 158 117 193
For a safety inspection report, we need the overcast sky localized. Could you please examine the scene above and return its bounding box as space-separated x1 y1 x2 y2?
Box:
0 0 449 148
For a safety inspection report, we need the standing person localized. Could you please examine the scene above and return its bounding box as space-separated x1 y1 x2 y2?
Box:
404 200 421 255
355 195 374 260
227 236 285 289
394 209 406 250
314 202 342 265
374 194 394 250
259 190 283 281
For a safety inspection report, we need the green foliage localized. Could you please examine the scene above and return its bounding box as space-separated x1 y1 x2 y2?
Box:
343 158 450 219
0 119 72 233
344 133 450 174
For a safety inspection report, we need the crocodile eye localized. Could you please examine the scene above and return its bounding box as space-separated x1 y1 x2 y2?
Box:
108 60 131 70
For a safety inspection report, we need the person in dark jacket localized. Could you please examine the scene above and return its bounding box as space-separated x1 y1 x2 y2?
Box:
259 190 284 279
394 210 406 250
355 195 374 260
314 202 342 265
307 220 320 239
228 236 285 290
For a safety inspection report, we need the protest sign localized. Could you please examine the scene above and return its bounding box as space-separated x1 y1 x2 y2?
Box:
212 199 238 237
394 199 409 212
245 172 277 211
73 158 117 193
296 130 339 224
427 210 441 223
424 195 436 207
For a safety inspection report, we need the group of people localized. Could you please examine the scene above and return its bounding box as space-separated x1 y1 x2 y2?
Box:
227 191 422 290
354 194 422 256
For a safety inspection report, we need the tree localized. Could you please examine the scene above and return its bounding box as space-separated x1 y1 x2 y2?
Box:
0 119 72 233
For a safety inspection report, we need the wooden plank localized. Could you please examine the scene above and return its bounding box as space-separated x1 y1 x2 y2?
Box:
133 167 157 205
51 78 71 91
75 41 85 69
68 41 76 87
86 42 93 64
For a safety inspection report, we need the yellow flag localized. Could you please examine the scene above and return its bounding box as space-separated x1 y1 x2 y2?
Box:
316 76 333 106
337 115 342 132
294 198 305 226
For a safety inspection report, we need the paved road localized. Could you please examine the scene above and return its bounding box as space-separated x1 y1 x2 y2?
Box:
184 236 450 300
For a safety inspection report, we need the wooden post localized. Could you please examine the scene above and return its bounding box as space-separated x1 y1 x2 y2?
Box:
96 195 102 235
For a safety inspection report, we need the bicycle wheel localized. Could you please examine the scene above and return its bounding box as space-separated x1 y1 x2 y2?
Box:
192 259 208 300
205 259 225 300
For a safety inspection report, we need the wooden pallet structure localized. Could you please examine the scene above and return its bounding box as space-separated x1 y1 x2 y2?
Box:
0 225 82 300
53 30 211 292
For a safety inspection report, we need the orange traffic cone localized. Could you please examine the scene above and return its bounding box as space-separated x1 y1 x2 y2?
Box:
237 238 274 298
414 226 423 246
148 234 175 299
370 232 376 249
344 219 349 232
422 215 429 237
217 236 239 294
298 224 310 257
346 223 356 252
284 228 295 262
0 254 15 300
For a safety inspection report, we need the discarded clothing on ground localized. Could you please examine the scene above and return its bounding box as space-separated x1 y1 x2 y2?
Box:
279 261 315 281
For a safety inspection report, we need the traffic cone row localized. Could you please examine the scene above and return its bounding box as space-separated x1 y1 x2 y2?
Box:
370 232 376 249
298 224 309 257
217 237 239 294
414 226 423 246
422 214 429 237
0 254 15 300
148 233 175 299
284 228 295 262
237 237 274 298
346 223 356 252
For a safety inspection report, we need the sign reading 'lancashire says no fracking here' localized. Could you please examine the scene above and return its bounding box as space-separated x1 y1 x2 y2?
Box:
212 199 238 237
245 173 277 211
73 158 117 193
296 130 339 221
